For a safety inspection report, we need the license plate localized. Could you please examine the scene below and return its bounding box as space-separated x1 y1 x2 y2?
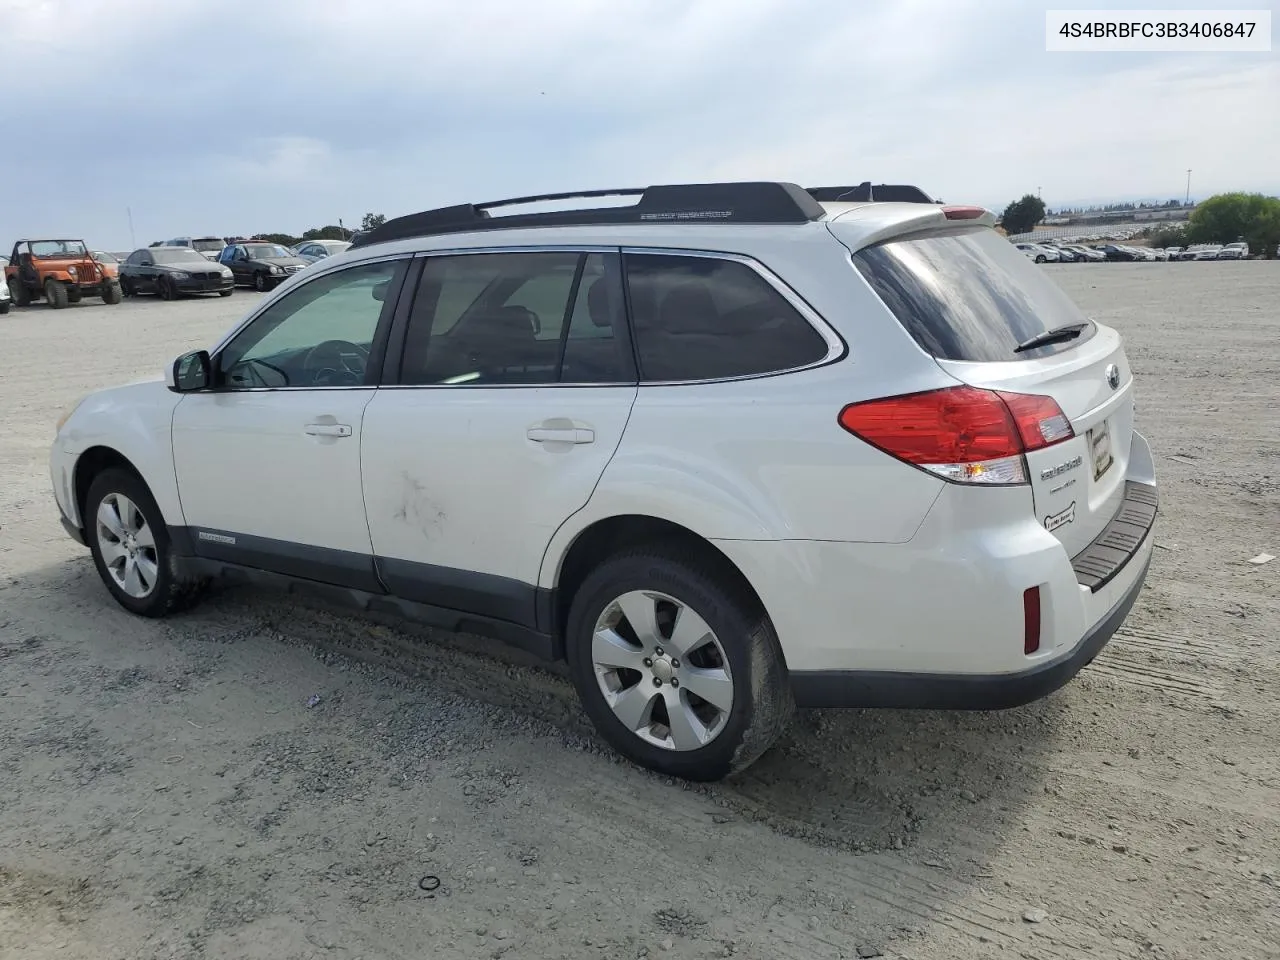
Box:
1088 419 1114 480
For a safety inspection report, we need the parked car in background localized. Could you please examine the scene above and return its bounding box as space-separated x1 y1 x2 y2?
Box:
1164 246 1183 260
1193 244 1223 261
92 251 120 267
164 236 227 261
0 270 10 314
1217 242 1249 260
295 239 352 265
1047 245 1077 262
119 246 235 299
217 241 309 290
1016 242 1059 263
4 239 123 308
1064 244 1105 262
1097 244 1140 262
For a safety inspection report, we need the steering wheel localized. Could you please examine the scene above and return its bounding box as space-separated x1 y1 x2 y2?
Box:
305 339 370 386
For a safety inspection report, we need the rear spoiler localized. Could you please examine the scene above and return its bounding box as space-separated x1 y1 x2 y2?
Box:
806 182 937 204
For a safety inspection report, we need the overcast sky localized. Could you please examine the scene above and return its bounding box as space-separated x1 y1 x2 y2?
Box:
2 0 1276 250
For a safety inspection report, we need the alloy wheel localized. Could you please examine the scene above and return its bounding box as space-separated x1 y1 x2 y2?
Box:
95 493 159 599
591 590 734 751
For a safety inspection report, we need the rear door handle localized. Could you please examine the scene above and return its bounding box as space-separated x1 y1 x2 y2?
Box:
527 426 594 444
304 422 352 438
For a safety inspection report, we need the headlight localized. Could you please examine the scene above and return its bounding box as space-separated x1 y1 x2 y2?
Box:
269 265 282 275
56 396 86 434
68 266 78 278
221 267 233 278
171 271 190 280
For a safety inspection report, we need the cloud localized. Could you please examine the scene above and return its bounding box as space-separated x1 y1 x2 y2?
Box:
1 0 1275 249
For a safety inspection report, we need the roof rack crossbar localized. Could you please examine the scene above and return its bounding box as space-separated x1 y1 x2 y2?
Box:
806 183 937 204
350 181 827 248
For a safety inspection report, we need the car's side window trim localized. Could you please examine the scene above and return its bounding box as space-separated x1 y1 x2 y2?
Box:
618 246 847 386
199 254 414 393
378 247 637 389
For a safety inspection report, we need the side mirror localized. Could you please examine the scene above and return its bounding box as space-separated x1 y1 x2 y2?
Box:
372 281 388 302
167 350 211 393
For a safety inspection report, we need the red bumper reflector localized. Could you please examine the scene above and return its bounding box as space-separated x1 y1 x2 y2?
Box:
1023 586 1042 655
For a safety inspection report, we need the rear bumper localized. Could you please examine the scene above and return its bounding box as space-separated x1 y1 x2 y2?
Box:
790 550 1150 709
716 430 1158 710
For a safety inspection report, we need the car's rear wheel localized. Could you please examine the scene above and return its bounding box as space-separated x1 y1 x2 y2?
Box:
565 548 793 781
45 279 69 309
84 468 208 617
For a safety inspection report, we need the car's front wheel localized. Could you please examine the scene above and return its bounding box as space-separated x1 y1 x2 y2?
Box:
0 300 9 315
253 272 268 292
84 468 208 617
45 279 69 308
565 548 793 781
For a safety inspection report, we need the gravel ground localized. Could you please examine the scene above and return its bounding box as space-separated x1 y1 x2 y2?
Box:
1 264 1277 960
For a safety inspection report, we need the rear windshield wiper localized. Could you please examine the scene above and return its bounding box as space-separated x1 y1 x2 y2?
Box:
1014 321 1089 354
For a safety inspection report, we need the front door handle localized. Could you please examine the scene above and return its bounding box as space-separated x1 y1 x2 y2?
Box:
304 422 352 438
527 423 595 444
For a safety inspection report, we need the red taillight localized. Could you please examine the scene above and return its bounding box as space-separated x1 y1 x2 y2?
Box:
942 205 987 220
837 386 1074 485
1023 586 1041 655
996 391 1074 450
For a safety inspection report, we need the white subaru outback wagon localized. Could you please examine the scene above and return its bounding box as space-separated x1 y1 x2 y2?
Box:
50 181 1158 781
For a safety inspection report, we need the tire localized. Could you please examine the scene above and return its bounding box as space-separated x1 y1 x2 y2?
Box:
9 278 31 307
219 289 233 297
253 272 268 292
158 276 175 301
565 548 793 781
1034 255 1046 264
67 287 83 304
84 467 209 617
0 301 9 315
102 281 122 305
120 276 135 297
45 279 69 309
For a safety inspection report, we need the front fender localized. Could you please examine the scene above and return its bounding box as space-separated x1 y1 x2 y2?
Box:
54 380 184 528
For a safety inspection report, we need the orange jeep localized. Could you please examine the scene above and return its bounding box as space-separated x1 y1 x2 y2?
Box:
4 239 123 309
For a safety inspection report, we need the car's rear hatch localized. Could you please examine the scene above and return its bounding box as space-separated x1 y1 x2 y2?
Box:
839 221 1133 556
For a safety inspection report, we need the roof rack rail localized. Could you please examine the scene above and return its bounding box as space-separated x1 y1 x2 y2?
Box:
350 181 827 248
806 182 937 204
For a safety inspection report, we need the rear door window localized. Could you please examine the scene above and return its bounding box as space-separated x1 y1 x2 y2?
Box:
850 226 1095 362
623 253 829 382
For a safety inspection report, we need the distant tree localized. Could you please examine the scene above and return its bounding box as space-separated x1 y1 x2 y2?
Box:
360 212 387 232
301 225 348 242
1184 192 1280 253
252 232 300 246
1000 194 1047 235
1147 224 1188 249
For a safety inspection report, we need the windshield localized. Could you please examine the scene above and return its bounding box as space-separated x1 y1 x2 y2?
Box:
30 240 88 257
851 224 1095 362
192 239 225 252
153 248 210 264
245 244 292 259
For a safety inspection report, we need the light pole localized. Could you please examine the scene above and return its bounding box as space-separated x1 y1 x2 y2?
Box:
1185 169 1192 206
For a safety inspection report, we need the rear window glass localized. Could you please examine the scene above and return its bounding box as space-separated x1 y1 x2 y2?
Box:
851 226 1095 362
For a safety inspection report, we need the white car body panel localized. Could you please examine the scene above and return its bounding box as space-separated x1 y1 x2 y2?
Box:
171 389 377 556
51 380 183 529
362 385 638 587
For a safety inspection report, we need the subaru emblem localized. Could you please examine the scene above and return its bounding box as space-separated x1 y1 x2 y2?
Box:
1105 363 1120 390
